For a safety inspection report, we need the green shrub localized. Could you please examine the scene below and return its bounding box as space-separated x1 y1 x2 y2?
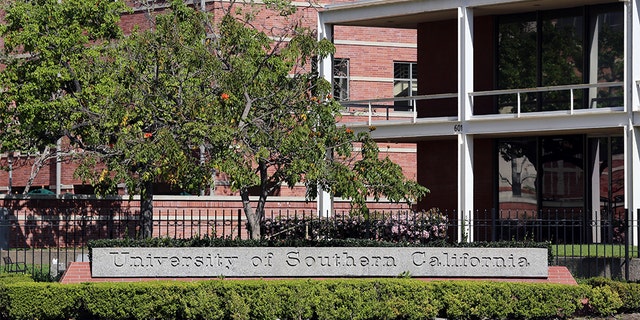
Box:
0 278 626 320
3 283 82 320
585 285 623 316
0 274 33 284
585 277 640 313
435 281 514 319
373 279 441 320
509 283 587 319
180 282 225 320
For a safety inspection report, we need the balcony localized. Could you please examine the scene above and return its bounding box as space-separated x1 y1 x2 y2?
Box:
342 82 628 141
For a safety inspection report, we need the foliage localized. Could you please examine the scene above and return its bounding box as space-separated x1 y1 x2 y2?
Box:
0 0 127 192
205 1 428 239
1 277 634 319
1 0 427 240
0 274 32 284
68 0 224 237
88 237 438 250
71 0 220 196
261 208 448 243
0 0 126 152
0 282 83 320
1 0 427 239
583 285 623 316
585 277 640 313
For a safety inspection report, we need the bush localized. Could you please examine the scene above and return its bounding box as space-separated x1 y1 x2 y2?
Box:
0 277 625 320
2 283 82 320
261 208 448 243
585 277 640 313
432 281 587 319
0 274 32 284
585 285 623 316
508 283 588 319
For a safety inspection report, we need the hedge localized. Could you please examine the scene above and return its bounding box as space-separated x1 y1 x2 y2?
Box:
584 277 640 313
1 277 637 320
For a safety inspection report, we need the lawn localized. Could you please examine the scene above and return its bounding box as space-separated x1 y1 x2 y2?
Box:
552 243 639 258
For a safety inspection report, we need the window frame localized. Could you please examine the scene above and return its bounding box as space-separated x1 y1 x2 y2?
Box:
393 61 418 111
332 58 350 101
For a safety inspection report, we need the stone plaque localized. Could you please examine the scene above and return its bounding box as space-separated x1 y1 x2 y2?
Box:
91 247 548 278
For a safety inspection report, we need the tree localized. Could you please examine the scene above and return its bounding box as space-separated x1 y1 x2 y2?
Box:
71 1 222 238
0 0 126 193
207 1 428 239
2 0 428 240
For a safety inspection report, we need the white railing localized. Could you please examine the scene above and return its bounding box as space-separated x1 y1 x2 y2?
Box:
339 82 623 124
341 93 457 125
470 82 623 117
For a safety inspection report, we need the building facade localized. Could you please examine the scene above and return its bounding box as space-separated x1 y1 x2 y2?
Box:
318 0 637 243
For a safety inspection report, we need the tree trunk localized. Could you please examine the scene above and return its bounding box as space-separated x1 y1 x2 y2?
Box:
23 146 51 194
140 180 154 238
241 188 261 239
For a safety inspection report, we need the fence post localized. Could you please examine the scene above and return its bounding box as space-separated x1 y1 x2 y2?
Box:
491 208 496 242
238 209 242 240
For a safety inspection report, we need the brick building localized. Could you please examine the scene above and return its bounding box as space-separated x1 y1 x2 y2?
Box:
0 0 418 213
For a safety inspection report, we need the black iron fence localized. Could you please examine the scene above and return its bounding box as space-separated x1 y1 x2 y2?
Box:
0 207 638 280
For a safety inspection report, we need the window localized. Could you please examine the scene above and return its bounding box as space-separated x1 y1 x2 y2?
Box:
590 7 624 108
333 58 349 101
497 4 623 113
394 62 417 111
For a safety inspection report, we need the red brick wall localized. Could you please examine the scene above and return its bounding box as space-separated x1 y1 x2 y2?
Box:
60 262 577 285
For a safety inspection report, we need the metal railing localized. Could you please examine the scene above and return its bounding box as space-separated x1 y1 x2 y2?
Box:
0 207 637 280
470 82 623 116
340 82 624 124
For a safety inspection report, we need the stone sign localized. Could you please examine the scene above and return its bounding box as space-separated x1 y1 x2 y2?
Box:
91 247 549 278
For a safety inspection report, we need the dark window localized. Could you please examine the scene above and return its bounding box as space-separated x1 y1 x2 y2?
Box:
333 58 349 101
393 62 418 111
497 4 622 113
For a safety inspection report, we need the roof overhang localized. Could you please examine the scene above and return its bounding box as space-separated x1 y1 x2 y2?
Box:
320 0 621 29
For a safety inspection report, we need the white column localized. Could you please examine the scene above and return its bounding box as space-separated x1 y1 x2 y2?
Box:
56 138 61 195
317 16 334 218
628 0 640 114
625 128 640 246
457 6 474 242
624 0 640 246
590 141 602 243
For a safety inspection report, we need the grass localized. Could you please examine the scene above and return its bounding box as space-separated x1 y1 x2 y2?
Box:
552 244 639 258
0 263 61 282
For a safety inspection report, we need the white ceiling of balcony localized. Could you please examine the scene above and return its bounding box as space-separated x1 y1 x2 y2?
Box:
321 0 621 29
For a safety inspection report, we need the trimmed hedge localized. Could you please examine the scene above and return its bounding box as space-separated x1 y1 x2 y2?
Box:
584 277 640 313
1 278 636 320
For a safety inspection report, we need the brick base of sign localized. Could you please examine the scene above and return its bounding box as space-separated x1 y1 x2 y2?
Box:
59 262 577 285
